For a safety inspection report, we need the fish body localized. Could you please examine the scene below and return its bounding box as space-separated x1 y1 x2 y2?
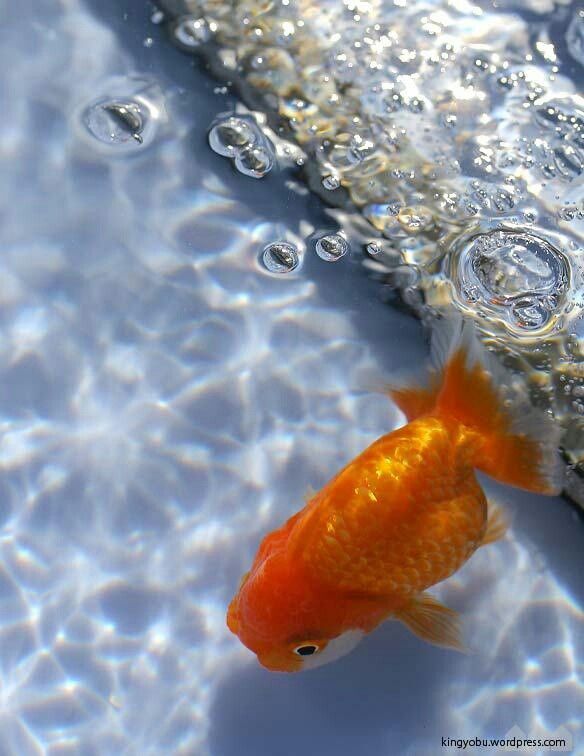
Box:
227 324 562 672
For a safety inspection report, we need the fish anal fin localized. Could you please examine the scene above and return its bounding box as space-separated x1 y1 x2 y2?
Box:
394 593 465 652
482 500 509 546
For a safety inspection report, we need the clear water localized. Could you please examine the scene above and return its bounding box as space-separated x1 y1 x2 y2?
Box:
1 1 583 755
156 0 584 481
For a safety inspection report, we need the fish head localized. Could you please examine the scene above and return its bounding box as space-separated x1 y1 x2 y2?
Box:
227 546 368 672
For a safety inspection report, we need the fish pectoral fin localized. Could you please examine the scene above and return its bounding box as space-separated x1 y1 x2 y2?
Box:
482 500 509 546
394 593 465 652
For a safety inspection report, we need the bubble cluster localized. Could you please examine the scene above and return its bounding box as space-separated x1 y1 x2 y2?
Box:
158 0 584 486
315 234 349 262
261 242 300 274
530 99 584 182
208 115 274 178
208 117 257 157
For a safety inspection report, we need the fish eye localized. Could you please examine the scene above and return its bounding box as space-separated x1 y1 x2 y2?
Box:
293 644 319 656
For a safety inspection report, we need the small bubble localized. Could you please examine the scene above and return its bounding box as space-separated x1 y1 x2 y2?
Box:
384 92 404 113
173 16 211 49
208 117 257 157
322 175 340 190
397 205 434 232
366 242 381 256
560 206 577 221
234 144 274 178
462 283 480 302
348 134 376 164
408 97 424 113
315 234 349 262
143 37 154 48
151 10 164 24
261 242 300 273
511 298 549 329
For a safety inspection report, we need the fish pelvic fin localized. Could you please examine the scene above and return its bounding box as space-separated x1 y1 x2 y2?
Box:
481 500 509 546
394 592 465 652
389 317 563 495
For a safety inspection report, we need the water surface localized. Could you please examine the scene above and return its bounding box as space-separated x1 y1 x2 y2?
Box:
0 1 582 754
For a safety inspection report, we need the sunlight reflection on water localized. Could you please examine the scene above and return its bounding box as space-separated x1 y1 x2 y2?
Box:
0 0 582 754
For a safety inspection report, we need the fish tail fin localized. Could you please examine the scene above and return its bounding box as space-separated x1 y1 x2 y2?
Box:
388 318 563 495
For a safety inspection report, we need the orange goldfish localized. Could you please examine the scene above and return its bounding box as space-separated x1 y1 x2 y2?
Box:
227 322 562 672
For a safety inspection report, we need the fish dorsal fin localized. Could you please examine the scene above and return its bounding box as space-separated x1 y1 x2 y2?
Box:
387 376 440 422
394 593 465 652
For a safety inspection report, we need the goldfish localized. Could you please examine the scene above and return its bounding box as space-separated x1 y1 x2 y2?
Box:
227 321 563 672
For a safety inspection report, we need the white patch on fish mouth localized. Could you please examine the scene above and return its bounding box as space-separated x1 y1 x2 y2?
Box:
299 629 365 670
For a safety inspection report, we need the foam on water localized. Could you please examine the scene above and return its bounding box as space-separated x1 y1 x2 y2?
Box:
156 0 584 484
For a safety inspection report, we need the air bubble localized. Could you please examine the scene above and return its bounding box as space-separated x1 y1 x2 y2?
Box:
470 231 566 302
315 234 349 262
566 10 584 66
322 175 340 190
208 115 274 178
83 98 151 149
172 16 212 49
208 117 257 157
560 206 577 221
397 206 433 233
511 298 549 329
452 229 570 333
234 144 274 178
261 242 300 273
348 134 375 164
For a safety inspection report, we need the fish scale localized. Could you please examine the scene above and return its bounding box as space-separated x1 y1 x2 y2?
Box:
296 416 486 596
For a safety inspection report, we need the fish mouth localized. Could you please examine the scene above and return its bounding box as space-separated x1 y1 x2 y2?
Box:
226 571 250 635
258 649 302 673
